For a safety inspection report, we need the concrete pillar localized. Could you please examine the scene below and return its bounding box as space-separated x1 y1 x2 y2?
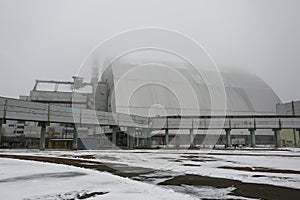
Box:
131 132 135 149
39 122 46 151
146 130 152 148
73 125 78 150
273 129 281 148
139 130 147 148
136 131 140 147
126 128 130 149
249 129 256 147
292 101 297 146
225 129 231 147
127 133 131 149
0 119 3 146
127 128 134 149
165 129 169 147
298 129 300 147
189 129 194 147
293 129 297 147
112 126 117 149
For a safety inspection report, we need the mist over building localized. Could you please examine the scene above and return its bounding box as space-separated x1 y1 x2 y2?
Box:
2 59 295 149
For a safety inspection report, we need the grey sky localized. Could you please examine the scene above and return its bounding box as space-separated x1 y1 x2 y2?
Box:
0 0 299 102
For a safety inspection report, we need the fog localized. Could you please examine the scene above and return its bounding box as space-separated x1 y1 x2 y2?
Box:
0 0 299 102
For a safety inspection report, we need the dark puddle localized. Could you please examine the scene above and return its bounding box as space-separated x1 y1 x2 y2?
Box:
73 155 95 159
77 191 109 199
24 190 109 200
182 164 201 167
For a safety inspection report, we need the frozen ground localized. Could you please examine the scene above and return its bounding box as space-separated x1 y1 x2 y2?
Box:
0 158 198 200
0 148 300 199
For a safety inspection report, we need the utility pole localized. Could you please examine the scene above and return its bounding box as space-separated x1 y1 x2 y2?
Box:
292 101 297 146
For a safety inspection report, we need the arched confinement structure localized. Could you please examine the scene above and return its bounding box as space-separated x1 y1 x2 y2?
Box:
97 62 281 116
94 61 282 148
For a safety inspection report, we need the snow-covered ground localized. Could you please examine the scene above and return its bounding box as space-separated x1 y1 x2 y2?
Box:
6 148 298 188
0 158 198 200
0 148 299 199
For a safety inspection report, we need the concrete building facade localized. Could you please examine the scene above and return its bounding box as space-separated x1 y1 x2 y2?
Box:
276 100 300 146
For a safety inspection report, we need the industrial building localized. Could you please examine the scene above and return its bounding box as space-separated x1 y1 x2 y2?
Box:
1 77 98 149
276 100 300 146
94 61 283 148
1 61 298 149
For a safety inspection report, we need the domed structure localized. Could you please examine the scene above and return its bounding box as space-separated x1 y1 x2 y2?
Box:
97 61 281 117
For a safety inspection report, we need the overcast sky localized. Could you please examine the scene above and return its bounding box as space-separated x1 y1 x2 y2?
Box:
0 0 299 102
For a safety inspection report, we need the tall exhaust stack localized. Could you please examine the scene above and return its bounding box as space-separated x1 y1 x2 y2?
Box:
91 62 99 88
93 61 109 111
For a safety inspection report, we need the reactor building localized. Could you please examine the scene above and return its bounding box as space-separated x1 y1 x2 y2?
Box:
1 60 288 149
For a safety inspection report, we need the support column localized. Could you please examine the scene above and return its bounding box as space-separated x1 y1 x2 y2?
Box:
73 125 78 150
249 129 256 147
0 119 3 147
127 128 134 149
225 129 231 148
165 129 169 147
273 129 281 148
139 129 146 148
298 129 300 147
146 129 152 148
112 126 117 149
141 129 151 148
39 122 46 151
293 129 297 147
189 129 194 148
292 101 297 146
127 133 131 149
140 132 144 148
131 132 135 149
136 131 140 148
